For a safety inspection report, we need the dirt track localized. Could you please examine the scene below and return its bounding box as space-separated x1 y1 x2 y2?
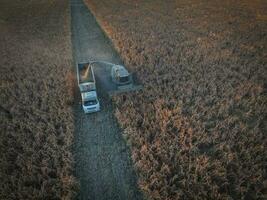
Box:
70 0 142 199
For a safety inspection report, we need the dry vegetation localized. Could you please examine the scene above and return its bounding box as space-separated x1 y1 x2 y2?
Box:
86 0 267 199
0 0 77 199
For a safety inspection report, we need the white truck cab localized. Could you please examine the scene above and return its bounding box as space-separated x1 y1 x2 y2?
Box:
81 91 100 113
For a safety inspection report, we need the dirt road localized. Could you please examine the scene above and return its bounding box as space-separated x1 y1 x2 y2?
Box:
70 0 142 199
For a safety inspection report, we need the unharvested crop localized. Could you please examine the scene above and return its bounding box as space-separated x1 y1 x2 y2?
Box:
0 0 77 199
85 0 267 199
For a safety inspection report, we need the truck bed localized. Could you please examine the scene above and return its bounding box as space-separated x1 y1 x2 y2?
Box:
78 63 94 84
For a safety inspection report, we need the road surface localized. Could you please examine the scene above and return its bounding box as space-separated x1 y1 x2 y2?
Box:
70 0 143 199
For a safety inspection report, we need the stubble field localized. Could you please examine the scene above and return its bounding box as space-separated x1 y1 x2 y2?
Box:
0 0 77 199
85 0 267 199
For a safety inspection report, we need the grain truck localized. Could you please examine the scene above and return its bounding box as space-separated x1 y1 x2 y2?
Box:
77 63 100 113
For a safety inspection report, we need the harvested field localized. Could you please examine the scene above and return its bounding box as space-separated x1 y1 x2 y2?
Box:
85 0 267 199
0 0 77 199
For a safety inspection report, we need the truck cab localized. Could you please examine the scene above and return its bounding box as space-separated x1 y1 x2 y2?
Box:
111 65 132 86
81 91 100 113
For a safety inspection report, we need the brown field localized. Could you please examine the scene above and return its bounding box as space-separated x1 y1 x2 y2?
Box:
0 0 77 199
85 0 267 199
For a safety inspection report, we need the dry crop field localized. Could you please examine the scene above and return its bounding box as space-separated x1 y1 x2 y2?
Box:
86 0 267 199
0 0 77 199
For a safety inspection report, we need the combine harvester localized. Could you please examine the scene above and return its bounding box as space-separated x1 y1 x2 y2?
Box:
89 60 142 96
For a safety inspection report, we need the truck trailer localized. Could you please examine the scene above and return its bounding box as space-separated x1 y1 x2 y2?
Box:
77 63 100 113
